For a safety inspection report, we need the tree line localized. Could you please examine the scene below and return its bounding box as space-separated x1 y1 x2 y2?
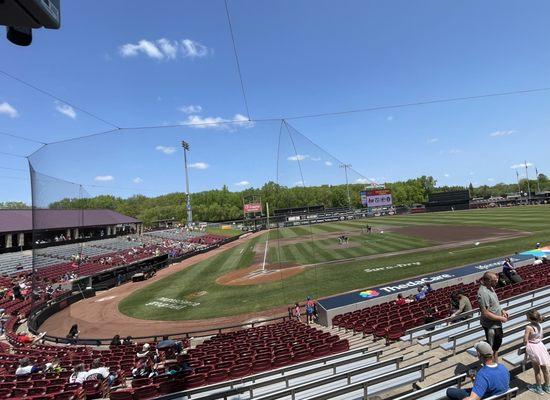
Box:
40 174 549 226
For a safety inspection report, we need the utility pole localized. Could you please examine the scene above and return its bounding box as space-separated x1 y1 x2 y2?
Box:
535 166 541 194
516 170 521 194
182 141 193 227
340 163 352 209
525 161 531 205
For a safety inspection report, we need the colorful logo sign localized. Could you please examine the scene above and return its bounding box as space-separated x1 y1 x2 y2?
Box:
359 290 380 299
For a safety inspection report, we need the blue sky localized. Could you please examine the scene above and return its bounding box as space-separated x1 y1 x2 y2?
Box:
1 0 549 204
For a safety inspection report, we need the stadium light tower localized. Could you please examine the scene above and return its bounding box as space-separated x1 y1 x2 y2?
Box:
181 141 193 227
524 161 532 204
340 163 352 208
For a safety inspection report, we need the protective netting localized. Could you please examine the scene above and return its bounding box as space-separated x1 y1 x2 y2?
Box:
26 119 376 323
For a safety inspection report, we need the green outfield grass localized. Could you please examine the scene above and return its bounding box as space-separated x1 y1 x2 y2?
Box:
205 227 242 237
119 205 550 321
267 232 431 265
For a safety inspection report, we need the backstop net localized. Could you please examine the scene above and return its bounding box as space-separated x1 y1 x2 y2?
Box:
27 119 374 332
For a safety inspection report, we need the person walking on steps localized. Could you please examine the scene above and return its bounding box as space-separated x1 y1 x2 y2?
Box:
524 310 550 394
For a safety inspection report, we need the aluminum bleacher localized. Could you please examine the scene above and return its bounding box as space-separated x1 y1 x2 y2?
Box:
405 286 550 348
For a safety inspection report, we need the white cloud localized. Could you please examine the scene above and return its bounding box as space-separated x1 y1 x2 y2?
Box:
55 103 76 119
119 38 210 61
287 154 309 161
356 178 370 184
189 162 209 170
120 39 164 59
386 116 394 121
94 175 114 182
183 113 253 130
511 162 533 169
294 180 305 187
157 38 178 59
427 138 438 143
235 180 250 187
449 149 462 154
310 157 321 161
469 171 475 176
324 161 333 166
487 178 494 182
179 105 202 114
181 39 209 58
0 102 19 118
232 113 255 128
185 114 225 128
490 130 515 138
444 173 451 178
133 177 143 184
155 145 177 155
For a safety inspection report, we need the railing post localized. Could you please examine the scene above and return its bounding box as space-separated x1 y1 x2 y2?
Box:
453 338 457 356
363 383 368 400
347 372 352 385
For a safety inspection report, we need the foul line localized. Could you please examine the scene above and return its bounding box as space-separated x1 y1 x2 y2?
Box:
262 234 269 272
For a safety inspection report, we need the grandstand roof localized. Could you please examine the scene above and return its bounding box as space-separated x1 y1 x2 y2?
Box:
0 209 140 233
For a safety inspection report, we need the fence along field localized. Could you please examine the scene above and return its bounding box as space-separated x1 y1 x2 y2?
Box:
118 205 550 321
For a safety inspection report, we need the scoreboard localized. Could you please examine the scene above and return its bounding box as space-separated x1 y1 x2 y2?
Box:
360 189 393 207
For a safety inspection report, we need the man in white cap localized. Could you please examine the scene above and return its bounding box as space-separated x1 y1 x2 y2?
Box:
446 341 510 400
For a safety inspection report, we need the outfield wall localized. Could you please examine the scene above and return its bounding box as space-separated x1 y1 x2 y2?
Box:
316 253 535 326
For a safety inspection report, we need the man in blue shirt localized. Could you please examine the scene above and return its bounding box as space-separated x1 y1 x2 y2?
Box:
446 341 510 399
415 286 427 301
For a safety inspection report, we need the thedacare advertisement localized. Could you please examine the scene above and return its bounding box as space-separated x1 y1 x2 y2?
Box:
360 189 393 207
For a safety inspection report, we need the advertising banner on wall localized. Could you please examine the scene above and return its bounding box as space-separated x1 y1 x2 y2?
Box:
243 203 262 213
360 189 393 207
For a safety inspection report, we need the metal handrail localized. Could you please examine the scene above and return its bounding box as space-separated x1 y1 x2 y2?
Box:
180 347 382 397
448 312 550 356
392 373 467 400
411 286 550 347
406 285 550 341
248 356 406 400
39 314 292 345
294 361 430 400
484 387 519 400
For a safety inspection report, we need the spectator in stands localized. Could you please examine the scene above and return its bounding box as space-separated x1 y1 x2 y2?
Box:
395 293 407 306
524 310 550 394
477 272 508 362
69 364 88 384
67 324 80 344
446 341 510 400
306 297 315 325
15 358 40 376
533 257 543 266
111 334 122 346
424 307 438 330
123 336 134 346
132 356 157 378
293 303 301 322
16 331 46 345
136 343 159 362
502 257 522 284
450 290 472 321
44 358 63 374
415 286 427 301
86 358 116 385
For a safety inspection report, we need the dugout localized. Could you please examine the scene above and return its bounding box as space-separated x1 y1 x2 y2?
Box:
426 190 470 212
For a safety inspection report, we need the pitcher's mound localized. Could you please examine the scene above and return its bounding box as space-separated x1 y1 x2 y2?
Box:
217 263 303 286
